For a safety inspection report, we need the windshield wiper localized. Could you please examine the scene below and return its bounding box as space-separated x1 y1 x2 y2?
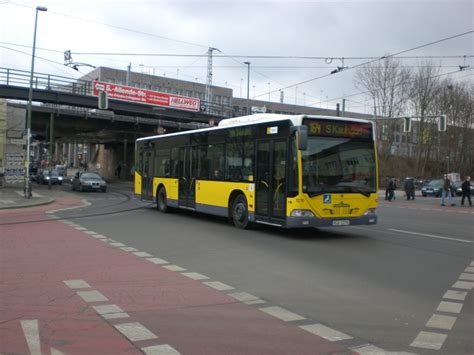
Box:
306 190 326 197
349 187 371 197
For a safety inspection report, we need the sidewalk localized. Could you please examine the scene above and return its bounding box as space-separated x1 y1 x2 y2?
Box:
0 186 55 210
0 198 353 355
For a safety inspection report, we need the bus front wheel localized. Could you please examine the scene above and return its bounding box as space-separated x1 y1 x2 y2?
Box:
232 194 250 229
157 187 169 213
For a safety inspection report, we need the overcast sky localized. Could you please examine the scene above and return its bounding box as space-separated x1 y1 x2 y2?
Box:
0 0 472 113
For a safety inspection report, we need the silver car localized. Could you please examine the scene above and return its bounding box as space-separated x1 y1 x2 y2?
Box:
72 172 107 192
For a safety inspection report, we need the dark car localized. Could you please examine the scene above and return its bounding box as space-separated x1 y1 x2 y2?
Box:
37 169 63 185
71 172 107 192
421 179 443 197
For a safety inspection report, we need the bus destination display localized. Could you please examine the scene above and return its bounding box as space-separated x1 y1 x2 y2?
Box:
304 120 372 139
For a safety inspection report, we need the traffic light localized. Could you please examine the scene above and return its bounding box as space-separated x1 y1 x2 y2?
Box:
438 114 447 132
403 117 411 133
98 90 108 110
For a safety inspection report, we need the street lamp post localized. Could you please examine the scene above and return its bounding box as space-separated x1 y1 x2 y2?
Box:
25 5 47 197
244 61 250 114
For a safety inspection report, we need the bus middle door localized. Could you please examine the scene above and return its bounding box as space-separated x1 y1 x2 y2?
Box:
141 147 154 201
178 146 197 209
255 138 287 225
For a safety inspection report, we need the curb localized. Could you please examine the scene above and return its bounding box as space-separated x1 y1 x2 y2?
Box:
0 198 55 210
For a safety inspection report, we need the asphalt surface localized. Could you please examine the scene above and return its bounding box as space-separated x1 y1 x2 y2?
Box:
4 183 473 354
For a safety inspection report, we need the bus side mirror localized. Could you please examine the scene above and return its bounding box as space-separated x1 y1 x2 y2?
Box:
297 126 308 150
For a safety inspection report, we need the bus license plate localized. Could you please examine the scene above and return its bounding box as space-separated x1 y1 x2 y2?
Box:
332 220 350 226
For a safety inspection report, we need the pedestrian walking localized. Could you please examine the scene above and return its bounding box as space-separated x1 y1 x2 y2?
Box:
384 176 390 200
116 163 122 179
404 178 415 200
387 177 396 201
440 176 455 206
461 176 472 207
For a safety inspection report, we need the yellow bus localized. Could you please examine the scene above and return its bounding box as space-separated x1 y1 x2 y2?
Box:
135 114 378 229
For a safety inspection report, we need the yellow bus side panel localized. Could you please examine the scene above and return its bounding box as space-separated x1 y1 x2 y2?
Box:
134 172 142 195
196 180 255 212
153 177 179 200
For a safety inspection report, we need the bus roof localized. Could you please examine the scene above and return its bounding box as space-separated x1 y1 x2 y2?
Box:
136 114 373 142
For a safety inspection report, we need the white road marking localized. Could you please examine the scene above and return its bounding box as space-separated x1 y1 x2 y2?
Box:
20 320 41 355
0 199 15 204
93 304 130 319
228 292 261 303
74 227 87 231
203 281 234 291
443 289 468 301
452 281 474 290
46 199 91 214
300 323 352 341
353 344 415 354
387 229 472 244
425 314 457 330
84 231 98 235
436 301 463 314
50 348 65 355
410 331 447 350
120 246 139 252
245 299 266 305
102 312 130 320
133 251 153 258
464 266 474 273
142 344 181 355
181 272 209 280
110 242 126 247
93 304 124 315
147 257 169 265
114 322 158 342
63 279 91 289
76 290 108 302
459 272 474 281
92 234 108 239
259 306 305 322
162 265 187 272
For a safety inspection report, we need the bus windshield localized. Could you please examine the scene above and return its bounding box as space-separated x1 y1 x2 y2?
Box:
301 136 376 197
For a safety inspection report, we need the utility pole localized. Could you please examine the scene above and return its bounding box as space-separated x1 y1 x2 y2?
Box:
342 98 346 116
205 47 220 113
244 62 251 114
126 63 131 86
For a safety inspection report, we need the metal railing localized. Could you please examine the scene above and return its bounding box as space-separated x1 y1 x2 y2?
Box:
0 67 233 118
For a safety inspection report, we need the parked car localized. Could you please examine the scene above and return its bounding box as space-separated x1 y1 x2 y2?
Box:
71 172 107 192
421 179 443 197
37 169 63 185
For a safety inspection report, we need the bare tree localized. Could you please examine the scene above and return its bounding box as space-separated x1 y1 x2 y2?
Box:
407 62 442 176
354 58 411 167
435 80 473 175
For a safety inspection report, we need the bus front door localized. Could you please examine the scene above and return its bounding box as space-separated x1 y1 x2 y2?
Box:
141 148 154 201
255 139 287 225
178 146 197 208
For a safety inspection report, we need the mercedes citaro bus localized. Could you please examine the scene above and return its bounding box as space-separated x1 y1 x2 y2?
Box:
135 114 378 229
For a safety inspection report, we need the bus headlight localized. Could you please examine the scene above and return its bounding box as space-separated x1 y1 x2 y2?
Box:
364 208 376 216
290 210 314 217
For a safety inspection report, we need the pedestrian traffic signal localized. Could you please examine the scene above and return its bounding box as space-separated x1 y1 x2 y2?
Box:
98 90 108 110
403 117 411 133
438 114 447 131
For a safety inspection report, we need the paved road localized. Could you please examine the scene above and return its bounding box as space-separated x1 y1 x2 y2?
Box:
2 184 473 354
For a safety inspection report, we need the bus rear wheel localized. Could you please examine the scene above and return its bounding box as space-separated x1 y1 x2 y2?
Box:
157 187 169 213
232 194 250 229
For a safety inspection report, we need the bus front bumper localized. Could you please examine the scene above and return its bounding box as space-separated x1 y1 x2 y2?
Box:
286 215 377 228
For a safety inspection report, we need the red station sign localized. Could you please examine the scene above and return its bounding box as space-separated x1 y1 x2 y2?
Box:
92 80 201 112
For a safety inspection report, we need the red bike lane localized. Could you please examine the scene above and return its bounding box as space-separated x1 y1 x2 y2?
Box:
0 198 352 355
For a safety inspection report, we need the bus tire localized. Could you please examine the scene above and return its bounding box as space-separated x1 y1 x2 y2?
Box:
232 194 250 229
157 186 169 213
